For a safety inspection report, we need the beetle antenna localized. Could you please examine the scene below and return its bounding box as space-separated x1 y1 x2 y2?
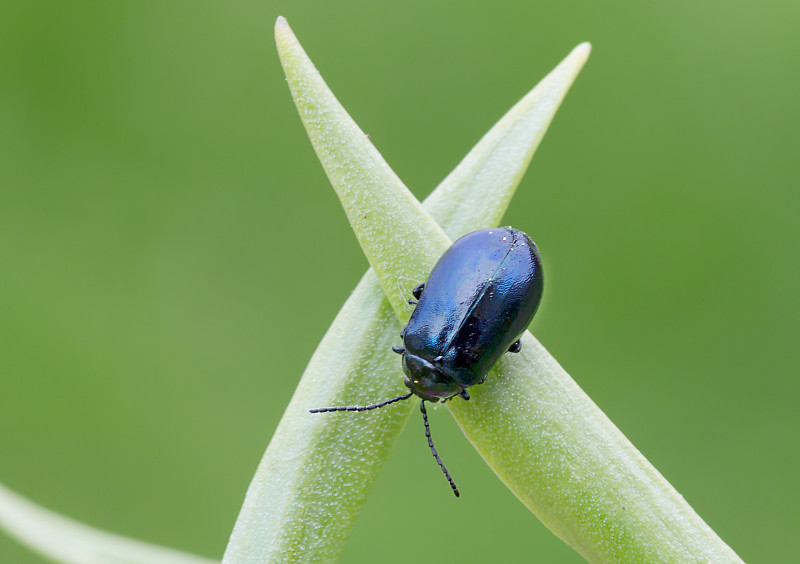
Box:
420 400 460 497
309 392 413 413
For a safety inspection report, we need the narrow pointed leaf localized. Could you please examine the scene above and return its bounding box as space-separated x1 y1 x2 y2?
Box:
0 483 217 564
223 17 589 564
448 337 742 562
266 17 743 564
273 19 448 323
425 41 591 239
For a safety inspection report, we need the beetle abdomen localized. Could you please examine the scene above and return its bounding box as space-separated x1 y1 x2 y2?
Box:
404 227 543 388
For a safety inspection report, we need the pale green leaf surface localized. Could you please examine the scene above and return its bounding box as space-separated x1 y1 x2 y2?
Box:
0 482 217 564
273 19 448 324
423 39 592 241
223 18 589 564
448 338 742 562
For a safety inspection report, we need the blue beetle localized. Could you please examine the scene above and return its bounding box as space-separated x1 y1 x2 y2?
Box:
311 227 544 496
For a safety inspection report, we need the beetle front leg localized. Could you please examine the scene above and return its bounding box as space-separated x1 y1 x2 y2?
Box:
508 339 521 353
408 282 426 304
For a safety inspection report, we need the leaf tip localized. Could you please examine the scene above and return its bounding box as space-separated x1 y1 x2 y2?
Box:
571 42 592 66
274 15 294 49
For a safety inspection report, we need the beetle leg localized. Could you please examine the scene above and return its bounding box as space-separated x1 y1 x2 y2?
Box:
392 346 405 355
408 299 418 305
459 389 470 400
412 282 425 300
508 339 522 353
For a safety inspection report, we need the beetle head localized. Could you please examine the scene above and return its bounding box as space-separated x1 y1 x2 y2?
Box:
401 353 461 401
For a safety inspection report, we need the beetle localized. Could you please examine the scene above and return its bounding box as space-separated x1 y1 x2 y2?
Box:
310 227 544 497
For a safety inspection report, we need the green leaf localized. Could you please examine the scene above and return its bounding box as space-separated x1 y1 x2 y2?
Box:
278 15 741 560
0 482 217 564
222 18 590 564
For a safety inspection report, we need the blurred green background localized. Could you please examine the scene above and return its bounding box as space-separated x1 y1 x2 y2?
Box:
1 1 798 562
